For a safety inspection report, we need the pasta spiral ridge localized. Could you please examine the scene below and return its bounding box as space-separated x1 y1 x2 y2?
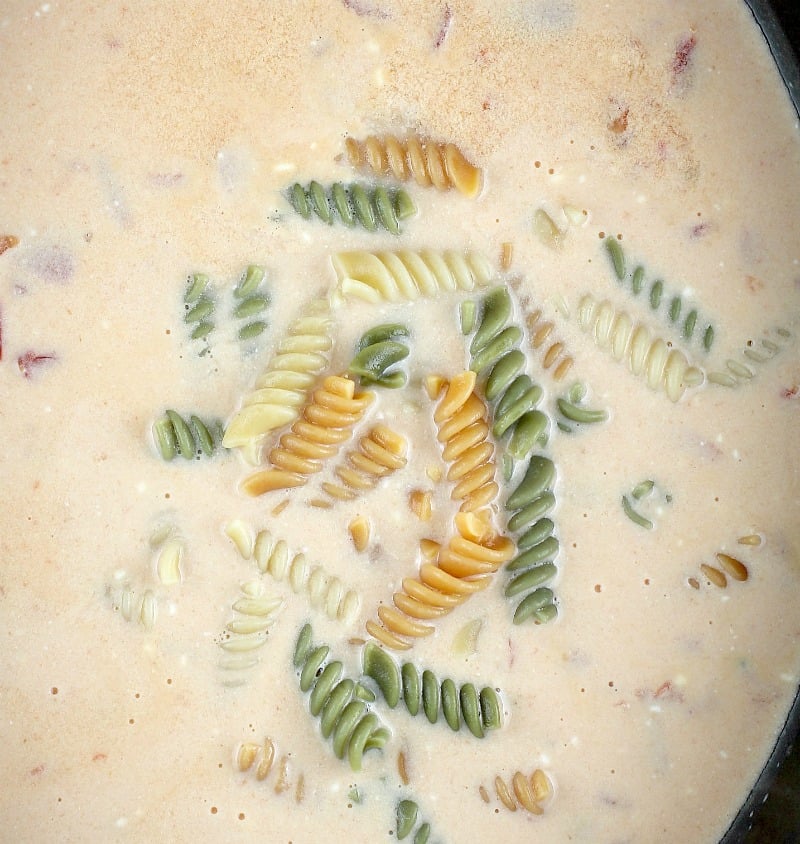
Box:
235 737 305 799
322 424 408 501
293 624 391 771
183 272 215 344
217 580 284 677
604 236 716 351
396 797 437 843
480 768 553 815
362 642 503 738
232 264 270 341
432 370 501 511
242 374 374 495
331 248 492 304
468 286 551 462
222 297 334 460
252 528 361 624
706 326 793 387
503 455 560 625
345 133 483 198
577 294 705 401
288 180 416 235
366 509 515 650
348 323 411 388
152 410 223 461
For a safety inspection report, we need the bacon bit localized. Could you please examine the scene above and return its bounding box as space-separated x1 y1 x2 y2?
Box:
781 384 798 399
18 350 57 378
608 100 629 135
434 4 453 49
671 33 697 79
0 234 19 256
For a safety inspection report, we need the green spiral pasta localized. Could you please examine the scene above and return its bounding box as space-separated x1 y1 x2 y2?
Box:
362 642 503 738
151 410 224 460
293 624 390 771
468 285 549 462
183 272 215 344
396 798 436 843
288 181 416 235
556 382 608 432
232 264 270 340
347 323 411 388
604 236 716 352
504 455 560 625
706 326 793 387
332 248 492 303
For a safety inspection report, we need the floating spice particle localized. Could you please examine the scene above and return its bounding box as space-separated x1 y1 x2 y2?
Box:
700 563 727 588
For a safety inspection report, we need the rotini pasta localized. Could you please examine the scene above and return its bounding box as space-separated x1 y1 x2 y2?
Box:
222 297 334 460
467 286 551 461
218 580 283 676
183 271 215 343
322 424 408 501
242 374 373 495
251 527 361 624
706 326 793 387
331 248 492 303
288 180 416 235
235 737 304 800
480 768 553 815
432 371 501 511
366 510 515 650
152 410 223 461
348 323 411 388
362 642 503 738
293 623 390 771
503 455 560 625
396 797 436 843
232 264 270 341
345 133 483 198
555 382 608 432
693 551 750 589
577 294 705 401
604 237 715 352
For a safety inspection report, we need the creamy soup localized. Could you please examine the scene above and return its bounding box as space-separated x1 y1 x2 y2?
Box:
1 1 799 842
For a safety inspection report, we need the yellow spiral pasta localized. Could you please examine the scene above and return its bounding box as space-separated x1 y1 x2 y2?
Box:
480 768 553 815
432 371 500 512
252 528 361 624
577 295 704 401
223 297 334 462
366 510 515 650
242 374 374 495
235 737 304 799
331 249 492 304
524 306 574 382
344 133 484 198
322 424 408 501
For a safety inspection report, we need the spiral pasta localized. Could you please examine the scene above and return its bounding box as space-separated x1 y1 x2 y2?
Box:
345 133 483 198
152 410 223 461
348 323 411 388
331 248 492 304
396 798 437 843
362 642 503 738
251 527 361 624
468 287 551 461
288 180 416 235
432 370 501 511
222 297 334 460
242 374 374 495
577 294 704 401
555 382 608 433
523 304 575 382
706 327 793 387
366 510 515 650
322 424 408 501
604 237 715 352
232 263 270 341
218 581 284 677
293 623 390 771
183 271 215 343
503 455 560 625
480 768 553 815
235 737 304 799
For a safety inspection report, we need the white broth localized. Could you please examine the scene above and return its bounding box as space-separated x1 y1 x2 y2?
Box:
1 1 799 842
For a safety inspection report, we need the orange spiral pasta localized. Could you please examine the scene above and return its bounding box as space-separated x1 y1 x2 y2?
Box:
480 768 553 815
366 510 515 650
432 371 500 512
344 133 483 198
242 374 373 496
322 424 408 501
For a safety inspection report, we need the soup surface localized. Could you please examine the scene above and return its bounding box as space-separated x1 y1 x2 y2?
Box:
1 1 799 842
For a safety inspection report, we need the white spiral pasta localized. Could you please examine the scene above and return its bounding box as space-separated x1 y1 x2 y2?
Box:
251 528 361 625
706 327 793 387
331 249 493 304
218 580 284 678
577 295 704 401
222 297 334 462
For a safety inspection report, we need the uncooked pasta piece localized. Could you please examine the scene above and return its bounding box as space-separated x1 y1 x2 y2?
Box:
223 297 334 461
345 133 483 198
242 374 373 495
331 249 492 303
